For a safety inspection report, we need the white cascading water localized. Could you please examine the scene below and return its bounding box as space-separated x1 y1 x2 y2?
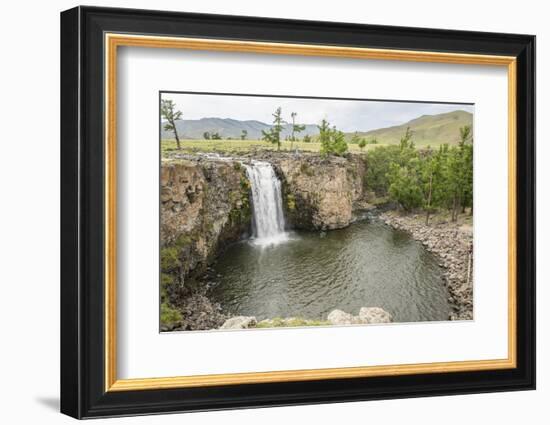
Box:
244 161 289 247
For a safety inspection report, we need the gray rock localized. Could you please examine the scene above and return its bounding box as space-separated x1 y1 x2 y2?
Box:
358 307 392 324
328 308 392 325
220 316 257 329
327 309 354 325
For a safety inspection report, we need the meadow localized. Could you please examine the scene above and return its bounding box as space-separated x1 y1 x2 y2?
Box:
161 139 384 155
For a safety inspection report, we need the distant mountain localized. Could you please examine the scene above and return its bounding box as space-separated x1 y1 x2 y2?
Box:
347 110 473 146
161 110 473 145
161 117 319 140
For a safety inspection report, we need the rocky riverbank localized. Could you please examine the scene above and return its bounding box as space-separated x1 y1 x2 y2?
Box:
219 307 393 330
379 211 474 320
161 291 228 332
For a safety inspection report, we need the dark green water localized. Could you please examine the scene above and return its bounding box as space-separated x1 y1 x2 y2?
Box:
208 218 450 323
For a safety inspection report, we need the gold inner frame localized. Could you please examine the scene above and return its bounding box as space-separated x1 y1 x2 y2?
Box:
104 33 517 392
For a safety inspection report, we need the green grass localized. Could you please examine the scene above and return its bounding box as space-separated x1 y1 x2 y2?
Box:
161 139 383 155
350 110 473 147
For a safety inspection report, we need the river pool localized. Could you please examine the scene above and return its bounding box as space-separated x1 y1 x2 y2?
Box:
207 217 451 324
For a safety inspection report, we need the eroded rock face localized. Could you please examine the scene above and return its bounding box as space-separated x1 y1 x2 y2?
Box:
273 155 365 230
160 158 251 281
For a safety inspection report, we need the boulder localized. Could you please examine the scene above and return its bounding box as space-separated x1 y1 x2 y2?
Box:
358 307 392 324
328 307 392 325
220 316 257 329
327 309 354 325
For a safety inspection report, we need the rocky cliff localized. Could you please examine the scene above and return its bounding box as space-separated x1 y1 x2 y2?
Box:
160 158 251 282
161 153 367 282
272 154 365 230
160 153 367 330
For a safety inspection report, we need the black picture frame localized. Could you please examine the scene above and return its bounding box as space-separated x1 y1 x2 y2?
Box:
61 5 535 419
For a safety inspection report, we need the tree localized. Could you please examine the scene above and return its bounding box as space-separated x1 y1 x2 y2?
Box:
161 99 183 149
422 158 435 224
240 129 248 140
350 133 368 151
364 146 402 196
445 146 463 221
461 143 474 214
419 149 445 225
211 132 222 140
436 126 473 221
290 112 306 150
261 107 284 151
387 158 423 211
400 127 414 151
364 129 417 197
351 132 361 144
362 125 473 222
203 131 211 140
375 127 421 209
303 134 312 143
318 119 348 157
459 125 472 145
458 125 473 214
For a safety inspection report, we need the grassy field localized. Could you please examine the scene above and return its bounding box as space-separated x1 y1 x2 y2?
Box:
161 139 384 155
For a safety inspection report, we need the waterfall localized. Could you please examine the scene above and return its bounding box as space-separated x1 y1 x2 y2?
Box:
244 161 289 247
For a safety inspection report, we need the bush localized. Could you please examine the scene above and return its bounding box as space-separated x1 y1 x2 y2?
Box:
299 162 314 177
160 246 181 273
286 193 296 211
160 302 182 327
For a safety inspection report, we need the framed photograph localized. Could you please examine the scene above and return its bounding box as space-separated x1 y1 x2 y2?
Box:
60 6 535 419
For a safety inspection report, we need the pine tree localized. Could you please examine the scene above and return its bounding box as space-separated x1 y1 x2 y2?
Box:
420 149 445 225
261 107 284 151
399 127 414 151
318 119 348 157
459 125 473 214
290 112 306 150
387 158 423 211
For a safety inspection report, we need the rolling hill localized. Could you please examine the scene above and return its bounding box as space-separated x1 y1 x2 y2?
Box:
161 117 319 140
348 110 473 146
161 110 473 145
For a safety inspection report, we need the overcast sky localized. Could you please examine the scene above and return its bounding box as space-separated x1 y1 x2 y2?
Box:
162 92 473 132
